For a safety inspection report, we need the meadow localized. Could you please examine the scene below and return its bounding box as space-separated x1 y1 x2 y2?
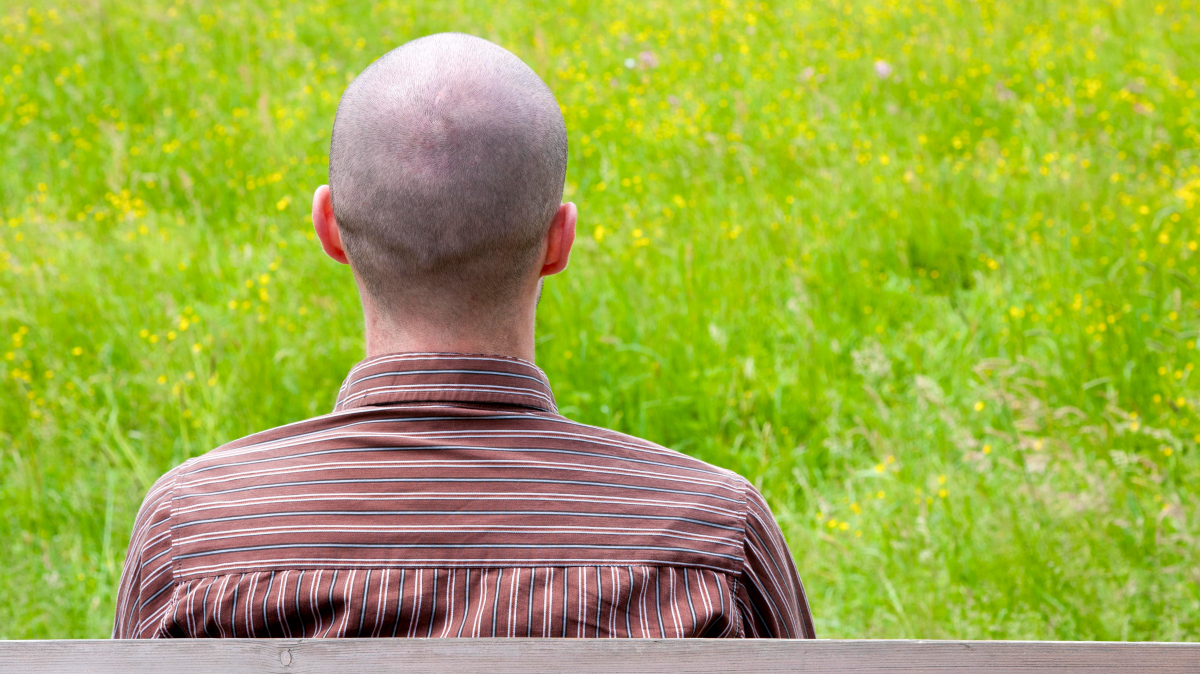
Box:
2 0 1199 639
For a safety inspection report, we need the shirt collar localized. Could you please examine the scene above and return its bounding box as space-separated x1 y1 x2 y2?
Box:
333 352 558 414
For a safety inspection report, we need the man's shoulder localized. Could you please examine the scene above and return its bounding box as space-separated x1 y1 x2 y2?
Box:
130 462 184 525
549 415 752 500
178 408 353 470
566 417 740 472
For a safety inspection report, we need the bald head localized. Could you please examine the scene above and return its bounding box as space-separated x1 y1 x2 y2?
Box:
329 33 567 316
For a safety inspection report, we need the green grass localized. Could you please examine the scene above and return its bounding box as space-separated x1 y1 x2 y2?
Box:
2 0 1200 639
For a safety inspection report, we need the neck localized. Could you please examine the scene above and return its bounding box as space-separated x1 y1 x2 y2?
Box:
361 296 539 363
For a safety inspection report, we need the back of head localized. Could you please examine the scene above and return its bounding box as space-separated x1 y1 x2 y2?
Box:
329 33 567 318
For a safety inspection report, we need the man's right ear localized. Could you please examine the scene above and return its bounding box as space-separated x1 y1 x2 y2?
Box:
312 185 350 265
539 202 577 278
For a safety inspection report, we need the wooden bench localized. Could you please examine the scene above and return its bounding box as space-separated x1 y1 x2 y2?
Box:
1 639 1196 673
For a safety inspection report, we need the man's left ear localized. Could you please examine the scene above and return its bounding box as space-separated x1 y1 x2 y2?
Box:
312 185 350 265
540 202 577 277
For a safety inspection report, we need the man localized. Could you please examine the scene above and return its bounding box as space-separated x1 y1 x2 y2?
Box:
114 33 814 639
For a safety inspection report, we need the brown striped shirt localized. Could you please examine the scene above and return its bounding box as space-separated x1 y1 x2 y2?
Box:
113 353 815 639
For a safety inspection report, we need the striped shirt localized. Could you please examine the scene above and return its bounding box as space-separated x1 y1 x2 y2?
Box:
113 353 814 639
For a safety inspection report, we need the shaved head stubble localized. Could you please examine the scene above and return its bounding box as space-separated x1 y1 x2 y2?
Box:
329 33 568 322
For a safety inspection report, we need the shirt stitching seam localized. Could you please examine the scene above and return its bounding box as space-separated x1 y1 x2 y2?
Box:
736 479 750 581
160 465 183 637
170 564 739 580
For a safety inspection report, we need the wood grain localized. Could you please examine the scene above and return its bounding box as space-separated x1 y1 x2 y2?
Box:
1 639 1197 674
